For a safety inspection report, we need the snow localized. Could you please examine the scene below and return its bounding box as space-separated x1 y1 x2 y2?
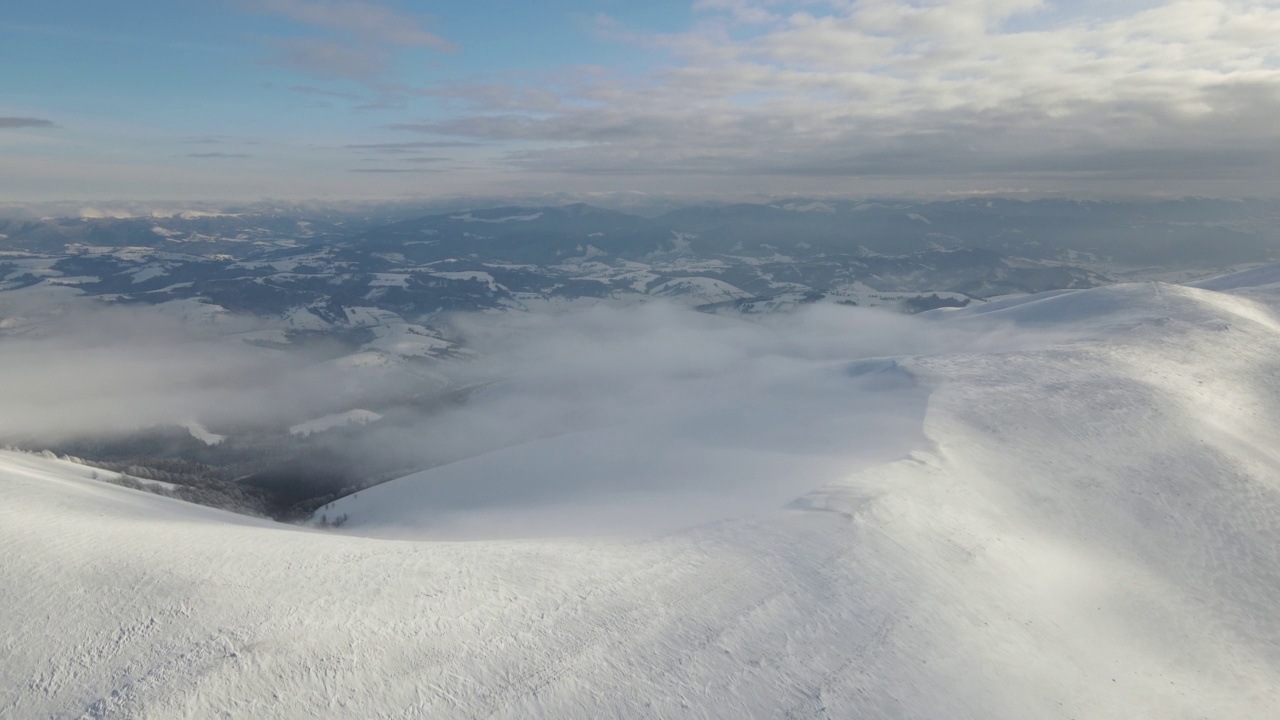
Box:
283 306 331 331
342 305 400 327
429 270 500 291
647 276 753 304
130 266 169 283
315 359 927 539
182 211 241 219
183 421 225 446
0 281 86 304
153 297 230 324
668 231 697 253
368 273 412 288
1190 260 1280 291
44 275 100 286
3 280 1280 718
365 322 453 358
289 409 384 436
624 270 659 292
822 285 975 310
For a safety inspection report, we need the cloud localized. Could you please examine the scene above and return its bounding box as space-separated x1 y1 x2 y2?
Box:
251 0 454 50
348 167 443 173
0 302 385 442
289 84 364 100
401 83 565 113
345 141 481 153
186 152 252 159
692 0 782 25
179 136 261 150
0 117 58 129
389 114 657 142
0 292 1068 538
327 301 1059 539
246 0 454 85
180 135 228 145
265 37 391 82
388 0 1280 193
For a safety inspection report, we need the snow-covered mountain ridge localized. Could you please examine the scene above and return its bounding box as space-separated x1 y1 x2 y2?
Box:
3 273 1280 718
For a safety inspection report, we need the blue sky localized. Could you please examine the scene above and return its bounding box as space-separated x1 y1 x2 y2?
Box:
2 1 1278 202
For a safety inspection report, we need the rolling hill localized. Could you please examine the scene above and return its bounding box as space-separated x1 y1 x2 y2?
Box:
3 272 1280 718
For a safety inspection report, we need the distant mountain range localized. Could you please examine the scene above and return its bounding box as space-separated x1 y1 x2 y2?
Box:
4 198 1275 327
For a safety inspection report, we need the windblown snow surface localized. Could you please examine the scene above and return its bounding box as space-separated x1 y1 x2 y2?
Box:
4 276 1280 718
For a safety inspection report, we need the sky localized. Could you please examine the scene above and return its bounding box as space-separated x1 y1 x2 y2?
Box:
2 0 1278 202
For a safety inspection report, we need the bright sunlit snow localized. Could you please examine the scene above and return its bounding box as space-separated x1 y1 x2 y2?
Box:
4 277 1280 718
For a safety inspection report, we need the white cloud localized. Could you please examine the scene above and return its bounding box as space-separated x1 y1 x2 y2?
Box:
253 0 453 50
14 1 1278 200
246 1 454 85
398 0 1280 194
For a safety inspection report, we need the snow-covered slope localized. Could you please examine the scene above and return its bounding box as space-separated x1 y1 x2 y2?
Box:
288 409 383 437
647 276 754 304
4 281 1280 718
315 358 927 539
1190 260 1280 291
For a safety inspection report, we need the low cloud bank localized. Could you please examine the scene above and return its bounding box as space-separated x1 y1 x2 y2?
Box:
327 303 1054 537
0 297 1054 536
0 301 399 441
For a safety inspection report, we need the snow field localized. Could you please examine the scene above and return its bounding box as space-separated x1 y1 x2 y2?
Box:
2 280 1280 718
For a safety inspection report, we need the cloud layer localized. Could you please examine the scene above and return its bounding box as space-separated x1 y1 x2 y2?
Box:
0 296 1056 536
392 0 1280 193
255 0 453 50
0 117 58 129
5 1 1277 200
250 0 454 82
315 301 1064 538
